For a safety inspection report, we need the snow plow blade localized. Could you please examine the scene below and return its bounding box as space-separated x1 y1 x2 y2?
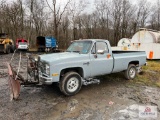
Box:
6 62 23 100
6 54 41 100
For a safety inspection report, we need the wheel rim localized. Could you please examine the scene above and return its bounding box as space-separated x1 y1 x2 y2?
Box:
129 67 136 78
67 77 79 93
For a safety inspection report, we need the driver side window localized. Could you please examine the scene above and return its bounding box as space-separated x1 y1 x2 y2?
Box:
91 42 109 54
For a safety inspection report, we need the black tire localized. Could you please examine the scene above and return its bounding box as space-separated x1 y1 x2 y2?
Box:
10 45 15 53
124 64 137 80
59 72 82 96
5 44 10 54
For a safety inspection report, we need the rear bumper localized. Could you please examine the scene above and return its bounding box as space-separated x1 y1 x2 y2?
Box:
18 47 28 50
18 46 28 50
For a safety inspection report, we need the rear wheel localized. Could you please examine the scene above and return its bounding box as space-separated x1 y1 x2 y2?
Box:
124 64 137 80
59 72 82 96
10 45 15 53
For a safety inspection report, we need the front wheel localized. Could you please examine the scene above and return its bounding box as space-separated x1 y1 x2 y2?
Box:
124 64 137 80
59 72 82 96
5 44 11 54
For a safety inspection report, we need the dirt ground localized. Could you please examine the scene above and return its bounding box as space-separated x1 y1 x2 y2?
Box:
0 52 160 120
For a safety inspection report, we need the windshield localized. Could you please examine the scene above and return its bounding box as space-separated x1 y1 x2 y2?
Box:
66 41 92 54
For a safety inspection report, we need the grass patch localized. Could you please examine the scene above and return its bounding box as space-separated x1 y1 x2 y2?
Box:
156 82 160 87
133 60 160 87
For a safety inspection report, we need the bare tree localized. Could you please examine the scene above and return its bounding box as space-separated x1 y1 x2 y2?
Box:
45 0 71 40
95 0 111 39
0 0 157 48
17 0 24 36
111 0 123 45
132 0 151 33
67 0 87 39
3 2 25 40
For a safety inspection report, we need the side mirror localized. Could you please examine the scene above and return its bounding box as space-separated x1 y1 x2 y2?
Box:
97 50 104 54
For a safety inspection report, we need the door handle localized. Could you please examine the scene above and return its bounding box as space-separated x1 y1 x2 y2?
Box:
83 62 90 65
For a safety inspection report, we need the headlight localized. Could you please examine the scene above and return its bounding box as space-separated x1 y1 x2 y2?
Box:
45 64 50 75
34 55 40 62
35 57 38 61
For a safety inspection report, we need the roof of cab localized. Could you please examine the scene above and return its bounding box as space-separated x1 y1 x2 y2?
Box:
73 39 109 42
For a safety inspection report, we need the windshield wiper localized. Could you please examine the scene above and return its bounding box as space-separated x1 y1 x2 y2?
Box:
72 51 80 53
72 51 81 53
66 50 81 53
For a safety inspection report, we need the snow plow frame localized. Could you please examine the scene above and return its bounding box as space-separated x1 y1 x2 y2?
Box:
7 53 42 100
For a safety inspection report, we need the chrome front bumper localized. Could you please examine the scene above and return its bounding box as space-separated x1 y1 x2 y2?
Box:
39 72 53 85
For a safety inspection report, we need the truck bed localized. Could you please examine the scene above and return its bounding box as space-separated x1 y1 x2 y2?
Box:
112 50 146 73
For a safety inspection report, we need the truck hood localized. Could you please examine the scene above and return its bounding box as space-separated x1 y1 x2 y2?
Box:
39 52 86 64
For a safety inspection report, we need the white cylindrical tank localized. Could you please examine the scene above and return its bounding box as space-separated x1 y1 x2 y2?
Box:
117 38 131 50
131 28 160 59
131 28 160 43
117 38 131 47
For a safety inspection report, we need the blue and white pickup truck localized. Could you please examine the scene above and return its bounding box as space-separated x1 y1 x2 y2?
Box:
34 39 146 96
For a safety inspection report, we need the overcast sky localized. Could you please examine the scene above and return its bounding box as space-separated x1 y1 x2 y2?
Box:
4 0 157 8
5 0 156 5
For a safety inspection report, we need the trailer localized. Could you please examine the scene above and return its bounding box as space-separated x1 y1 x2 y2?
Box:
36 36 58 52
131 28 160 59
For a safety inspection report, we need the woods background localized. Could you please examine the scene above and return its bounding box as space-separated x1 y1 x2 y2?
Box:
0 0 160 49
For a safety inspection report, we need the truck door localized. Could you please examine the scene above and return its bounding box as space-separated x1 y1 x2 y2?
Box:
90 41 114 76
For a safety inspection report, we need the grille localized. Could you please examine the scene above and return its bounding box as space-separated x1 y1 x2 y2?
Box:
38 61 46 73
